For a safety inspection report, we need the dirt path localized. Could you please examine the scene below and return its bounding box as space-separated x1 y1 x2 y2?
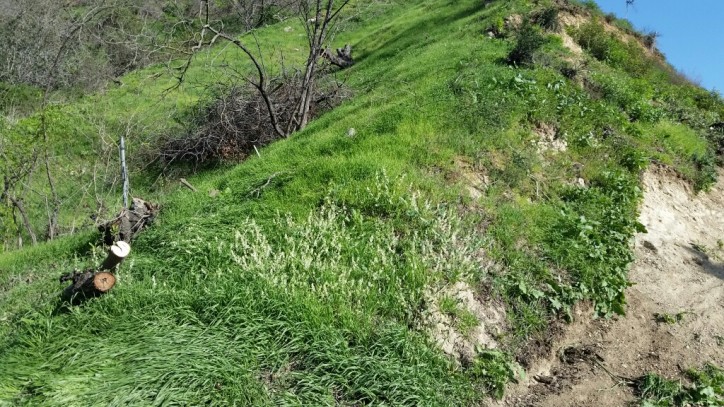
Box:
500 168 724 406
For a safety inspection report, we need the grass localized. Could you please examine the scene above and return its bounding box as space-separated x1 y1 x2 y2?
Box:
636 364 724 406
1 0 723 404
439 295 480 337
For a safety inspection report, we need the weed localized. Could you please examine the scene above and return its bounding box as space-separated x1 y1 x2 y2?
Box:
440 295 459 316
489 16 506 37
457 309 481 337
468 350 520 399
643 31 660 50
654 311 687 325
636 374 685 406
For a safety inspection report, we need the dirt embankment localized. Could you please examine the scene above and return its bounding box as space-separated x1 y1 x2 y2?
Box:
500 168 724 406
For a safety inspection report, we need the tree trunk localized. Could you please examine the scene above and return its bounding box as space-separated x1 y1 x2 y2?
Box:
8 195 37 246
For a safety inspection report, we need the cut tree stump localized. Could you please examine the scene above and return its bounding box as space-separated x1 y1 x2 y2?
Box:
322 44 354 68
100 241 131 270
60 241 130 303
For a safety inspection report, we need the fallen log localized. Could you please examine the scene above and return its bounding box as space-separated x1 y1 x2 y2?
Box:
60 241 130 303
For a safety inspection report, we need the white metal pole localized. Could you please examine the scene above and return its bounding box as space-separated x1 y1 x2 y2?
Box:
120 135 129 209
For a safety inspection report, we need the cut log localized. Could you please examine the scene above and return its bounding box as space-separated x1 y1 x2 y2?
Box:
60 270 116 302
92 272 116 292
179 178 198 192
60 242 130 303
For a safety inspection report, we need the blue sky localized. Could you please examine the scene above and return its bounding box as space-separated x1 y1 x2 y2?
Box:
594 0 723 93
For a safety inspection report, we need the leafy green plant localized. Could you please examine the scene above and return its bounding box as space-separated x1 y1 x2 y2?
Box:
636 364 724 406
490 16 506 37
621 148 649 172
692 151 718 192
468 351 520 399
654 311 687 325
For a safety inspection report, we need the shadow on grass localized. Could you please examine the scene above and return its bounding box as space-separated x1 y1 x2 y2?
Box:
357 1 486 64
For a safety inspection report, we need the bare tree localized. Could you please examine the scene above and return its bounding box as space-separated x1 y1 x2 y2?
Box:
180 0 352 139
0 127 39 247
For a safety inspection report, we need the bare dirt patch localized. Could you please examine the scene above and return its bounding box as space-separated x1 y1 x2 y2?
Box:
423 281 507 365
498 167 724 406
454 158 490 200
560 31 583 56
534 123 567 154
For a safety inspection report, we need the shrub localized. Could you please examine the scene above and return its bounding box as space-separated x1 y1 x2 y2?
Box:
581 0 602 13
574 20 611 61
642 31 660 50
536 7 560 32
507 20 547 66
573 20 650 76
692 151 717 192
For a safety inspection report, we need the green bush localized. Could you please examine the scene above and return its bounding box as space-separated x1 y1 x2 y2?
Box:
508 20 547 66
573 20 650 76
536 7 560 32
0 82 42 115
692 151 717 192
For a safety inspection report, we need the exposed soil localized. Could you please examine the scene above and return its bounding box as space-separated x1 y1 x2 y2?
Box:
497 167 724 406
424 281 507 366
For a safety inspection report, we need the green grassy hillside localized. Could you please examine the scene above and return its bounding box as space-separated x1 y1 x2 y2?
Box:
1 0 722 405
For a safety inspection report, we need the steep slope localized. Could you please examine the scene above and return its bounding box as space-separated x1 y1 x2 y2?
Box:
502 168 724 406
1 0 723 405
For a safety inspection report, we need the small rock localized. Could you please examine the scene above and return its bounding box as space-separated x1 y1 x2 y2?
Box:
346 128 357 138
283 26 293 32
208 189 220 198
575 177 586 188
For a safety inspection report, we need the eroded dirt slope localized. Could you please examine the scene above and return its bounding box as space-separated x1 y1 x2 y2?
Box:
501 167 724 406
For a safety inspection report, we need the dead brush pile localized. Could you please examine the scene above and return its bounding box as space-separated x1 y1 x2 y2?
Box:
155 74 350 168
